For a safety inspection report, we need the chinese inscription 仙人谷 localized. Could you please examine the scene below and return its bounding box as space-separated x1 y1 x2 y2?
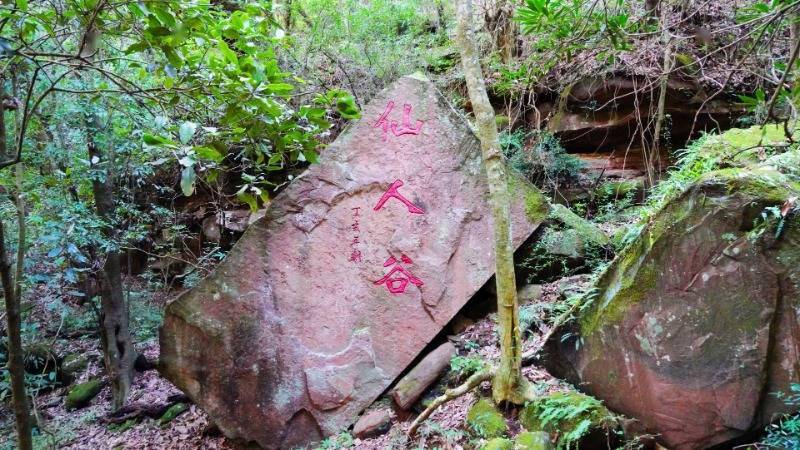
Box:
373 179 424 214
374 101 424 142
374 254 423 294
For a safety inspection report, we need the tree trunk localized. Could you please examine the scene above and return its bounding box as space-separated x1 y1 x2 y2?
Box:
284 0 293 31
645 0 660 22
456 0 528 404
650 7 672 187
87 114 135 410
494 0 517 63
0 74 33 450
0 218 32 450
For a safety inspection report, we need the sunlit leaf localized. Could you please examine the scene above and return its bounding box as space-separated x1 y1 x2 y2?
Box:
180 165 196 196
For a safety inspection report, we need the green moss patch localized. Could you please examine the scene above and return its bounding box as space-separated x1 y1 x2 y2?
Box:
549 204 610 247
65 378 104 411
515 431 553 450
159 402 189 426
482 437 514 450
467 398 508 438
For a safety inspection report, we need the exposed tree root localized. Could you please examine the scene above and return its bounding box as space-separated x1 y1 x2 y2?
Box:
408 369 495 436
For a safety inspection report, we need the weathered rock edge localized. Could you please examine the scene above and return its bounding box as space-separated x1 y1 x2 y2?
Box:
159 75 548 449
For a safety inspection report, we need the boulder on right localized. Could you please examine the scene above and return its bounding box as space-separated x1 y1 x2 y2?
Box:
544 126 800 450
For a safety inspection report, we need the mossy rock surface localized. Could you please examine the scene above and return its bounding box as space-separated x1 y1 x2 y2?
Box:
466 398 508 438
65 378 103 410
482 437 514 450
542 125 800 449
61 353 89 377
515 431 553 450
159 402 189 426
549 203 609 247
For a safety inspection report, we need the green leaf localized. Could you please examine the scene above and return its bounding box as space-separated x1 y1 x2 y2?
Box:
124 41 149 54
180 165 196 197
143 133 176 146
266 82 294 95
163 46 183 68
302 149 319 164
194 145 224 163
217 40 238 65
237 192 258 212
335 95 361 119
179 121 197 145
16 0 28 11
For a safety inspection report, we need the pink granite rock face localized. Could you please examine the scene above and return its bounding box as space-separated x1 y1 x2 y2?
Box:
159 75 547 449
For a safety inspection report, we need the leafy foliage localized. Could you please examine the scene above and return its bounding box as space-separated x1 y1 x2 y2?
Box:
760 384 800 448
520 391 617 449
450 355 485 380
500 129 583 190
516 0 632 74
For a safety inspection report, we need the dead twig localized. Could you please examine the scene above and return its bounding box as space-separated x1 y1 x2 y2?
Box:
408 369 495 436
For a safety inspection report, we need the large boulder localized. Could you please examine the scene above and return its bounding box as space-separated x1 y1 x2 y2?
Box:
159 75 547 449
544 126 800 449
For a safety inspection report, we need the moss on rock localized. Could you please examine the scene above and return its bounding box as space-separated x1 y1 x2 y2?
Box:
159 402 189 426
61 353 89 377
467 398 508 438
515 431 553 450
65 378 103 411
549 204 610 247
520 391 613 447
482 437 514 450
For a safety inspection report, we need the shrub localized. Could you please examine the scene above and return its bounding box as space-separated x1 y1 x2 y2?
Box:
760 384 800 448
500 130 583 190
520 391 617 449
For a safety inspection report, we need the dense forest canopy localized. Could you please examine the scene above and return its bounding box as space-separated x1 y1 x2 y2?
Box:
0 0 799 449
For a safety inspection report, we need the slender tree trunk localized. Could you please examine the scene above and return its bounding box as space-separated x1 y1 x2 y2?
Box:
0 74 33 450
650 20 672 186
12 75 26 306
81 25 135 409
494 0 517 64
0 219 32 450
87 113 135 410
284 0 293 31
645 0 660 22
456 0 528 404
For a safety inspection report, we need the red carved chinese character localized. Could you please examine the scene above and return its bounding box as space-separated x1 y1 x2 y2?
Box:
374 254 423 294
373 179 424 214
374 101 424 141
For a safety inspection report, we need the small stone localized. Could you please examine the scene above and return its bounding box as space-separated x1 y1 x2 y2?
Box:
466 398 507 438
391 342 456 410
515 431 553 450
517 284 543 303
65 378 103 411
352 408 392 439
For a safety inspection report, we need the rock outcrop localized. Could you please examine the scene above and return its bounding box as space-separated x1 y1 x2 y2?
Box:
544 126 800 449
159 75 547 449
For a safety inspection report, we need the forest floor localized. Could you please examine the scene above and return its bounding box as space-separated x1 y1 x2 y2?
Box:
0 270 591 450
